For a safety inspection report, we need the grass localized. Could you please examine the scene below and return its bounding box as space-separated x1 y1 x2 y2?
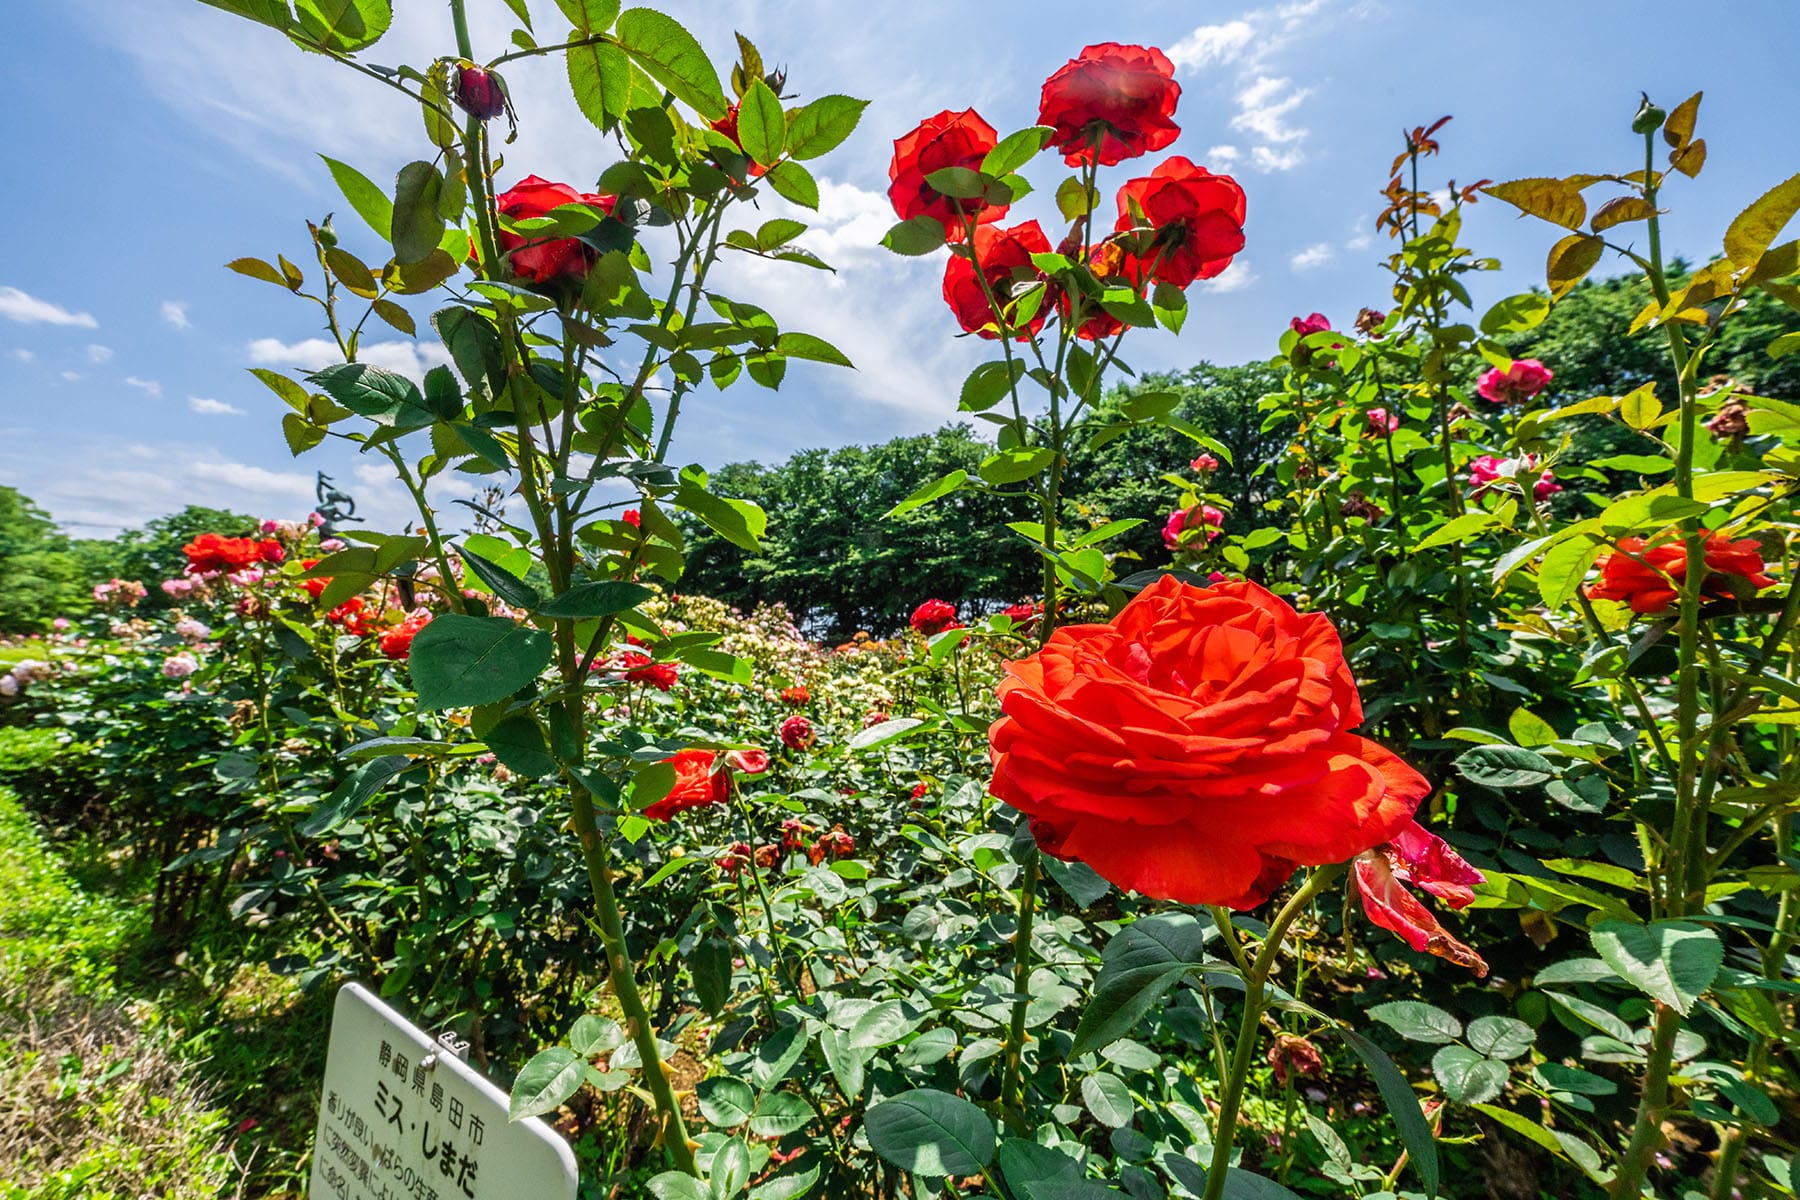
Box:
0 784 333 1199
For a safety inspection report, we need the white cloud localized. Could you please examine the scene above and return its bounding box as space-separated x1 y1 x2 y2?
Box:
1168 20 1256 71
161 300 190 330
1345 232 1373 252
189 395 245 415
1290 243 1335 270
124 376 164 398
1232 76 1313 145
60 370 82 382
9 349 33 363
245 336 450 380
1252 145 1308 172
1201 260 1258 295
0 286 98 328
188 460 313 495
87 344 113 363
1205 144 1242 169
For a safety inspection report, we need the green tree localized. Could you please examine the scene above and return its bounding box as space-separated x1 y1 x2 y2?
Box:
0 487 87 631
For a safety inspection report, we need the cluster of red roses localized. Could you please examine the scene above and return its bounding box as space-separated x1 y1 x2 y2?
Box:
182 533 286 575
1588 532 1776 616
889 43 1245 341
716 821 856 878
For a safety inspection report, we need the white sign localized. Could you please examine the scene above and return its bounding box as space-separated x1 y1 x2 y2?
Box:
308 983 578 1200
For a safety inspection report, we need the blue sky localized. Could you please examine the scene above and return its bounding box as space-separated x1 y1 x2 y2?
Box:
3 0 1796 536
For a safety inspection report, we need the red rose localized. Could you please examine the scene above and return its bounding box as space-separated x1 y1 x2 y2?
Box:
1353 819 1487 975
1038 43 1180 168
379 610 431 660
1586 532 1776 615
808 826 856 865
645 749 730 820
988 576 1428 908
622 508 641 528
1290 312 1332 337
326 596 377 635
942 221 1055 340
1267 1034 1325 1087
888 109 1006 239
726 748 770 775
909 598 960 636
778 714 815 751
779 684 810 707
494 175 617 285
1162 504 1224 550
619 651 679 692
780 818 813 852
182 533 264 575
257 539 286 564
716 842 753 877
1114 157 1246 289
300 558 329 599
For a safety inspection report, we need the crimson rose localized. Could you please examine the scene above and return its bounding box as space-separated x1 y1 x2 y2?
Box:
1114 157 1246 289
942 221 1055 339
888 109 1006 239
988 576 1427 907
494 175 617 284
1038 43 1181 167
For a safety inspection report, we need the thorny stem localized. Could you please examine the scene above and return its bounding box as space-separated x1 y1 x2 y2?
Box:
1201 866 1344 1200
998 851 1041 1132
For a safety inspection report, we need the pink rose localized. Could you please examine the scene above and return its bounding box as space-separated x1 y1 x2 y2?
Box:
1162 504 1224 550
1476 359 1553 407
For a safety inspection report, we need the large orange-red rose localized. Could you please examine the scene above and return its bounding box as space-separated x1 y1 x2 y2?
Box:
645 749 731 821
1037 43 1181 168
494 175 617 284
1586 532 1775 615
942 221 1055 340
1113 157 1246 289
988 575 1427 908
888 109 1006 239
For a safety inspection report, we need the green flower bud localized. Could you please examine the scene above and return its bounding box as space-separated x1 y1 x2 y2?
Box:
1632 95 1666 136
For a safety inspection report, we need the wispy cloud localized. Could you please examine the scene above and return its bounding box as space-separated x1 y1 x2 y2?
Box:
1290 243 1335 270
246 336 450 380
1168 20 1256 71
189 395 244 415
124 376 163 398
1202 260 1259 295
10 349 33 364
86 344 113 363
0 286 97 328
161 300 190 330
60 370 81 382
1170 4 1349 174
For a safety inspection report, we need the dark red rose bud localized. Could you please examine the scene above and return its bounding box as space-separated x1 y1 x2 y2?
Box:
455 65 508 121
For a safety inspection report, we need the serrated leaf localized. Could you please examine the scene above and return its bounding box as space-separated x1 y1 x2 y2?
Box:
509 1047 584 1120
1483 177 1586 230
737 78 784 166
1071 913 1207 1056
1367 1001 1462 1044
613 7 725 120
1339 1028 1439 1197
865 1089 997 1177
1547 233 1604 301
408 614 553 710
785 95 867 160
1589 920 1722 1015
1724 171 1800 268
320 155 392 240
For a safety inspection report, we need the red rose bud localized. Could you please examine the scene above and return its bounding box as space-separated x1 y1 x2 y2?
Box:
454 65 508 121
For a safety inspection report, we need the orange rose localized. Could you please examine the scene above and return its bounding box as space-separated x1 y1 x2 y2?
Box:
988 575 1427 908
645 749 730 821
1586 532 1775 615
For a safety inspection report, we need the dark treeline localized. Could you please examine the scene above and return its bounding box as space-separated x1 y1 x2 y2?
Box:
678 269 1800 640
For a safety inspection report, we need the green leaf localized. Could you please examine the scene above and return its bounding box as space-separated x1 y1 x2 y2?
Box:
408 614 553 710
1620 386 1662 430
227 257 289 287
697 1076 753 1127
1339 1028 1439 1197
1533 1063 1616 1096
1041 856 1110 909
784 95 867 160
1081 1072 1133 1128
509 1047 584 1120
282 412 326 455
292 0 391 51
646 1173 711 1200
999 1140 1120 1200
764 160 819 209
748 1166 820 1200
1415 511 1499 552
1547 232 1605 301
865 1089 997 1178
320 155 393 239
849 1000 922 1051
1465 1016 1534 1061
1724 171 1800 267
982 126 1053 177
1589 920 1723 1015
485 714 557 777
307 362 425 420
459 543 540 609
391 161 446 265
737 78 785 166
1479 292 1551 335
299 757 410 838
1367 1001 1462 1044
568 40 632 132
676 472 766 551
847 717 924 751
536 581 655 619
1482 177 1586 230
612 8 726 120
1071 913 1207 1056
749 1092 810 1138
1507 708 1557 747
1454 745 1556 789
960 360 1025 413
818 1028 866 1100
979 447 1056 485
774 331 852 367
885 469 968 519
568 1014 623 1055
752 1024 807 1089
882 215 947 256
